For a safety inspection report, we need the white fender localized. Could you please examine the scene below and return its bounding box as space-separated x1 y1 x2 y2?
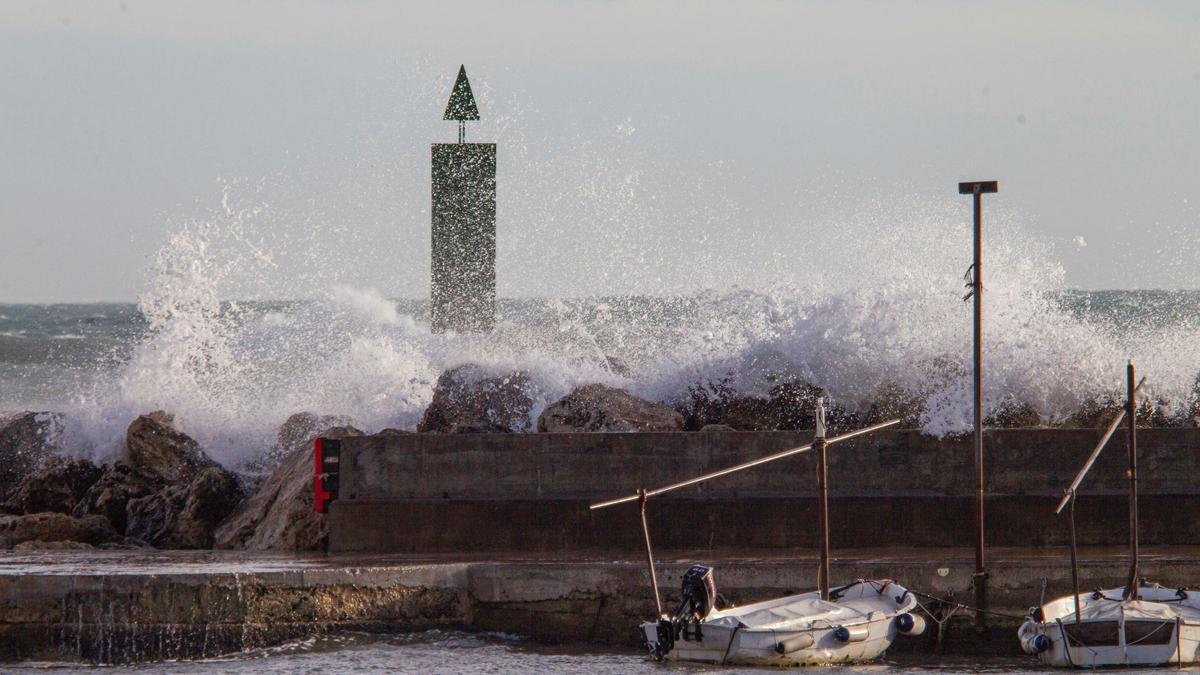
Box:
775 633 815 654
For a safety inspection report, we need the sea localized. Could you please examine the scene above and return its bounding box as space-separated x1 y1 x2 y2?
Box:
6 629 1084 674
2 285 1199 471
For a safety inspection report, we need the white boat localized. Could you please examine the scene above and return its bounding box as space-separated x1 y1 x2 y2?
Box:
591 400 924 666
1019 584 1200 667
1017 362 1198 668
641 572 923 666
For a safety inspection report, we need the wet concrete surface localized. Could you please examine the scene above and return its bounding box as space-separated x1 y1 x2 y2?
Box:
4 546 1199 665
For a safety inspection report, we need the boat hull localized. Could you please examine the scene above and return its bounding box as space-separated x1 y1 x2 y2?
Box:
1019 585 1200 668
641 616 900 666
641 579 918 667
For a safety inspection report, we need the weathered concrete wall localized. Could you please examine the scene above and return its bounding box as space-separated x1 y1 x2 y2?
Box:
7 548 1200 663
0 555 470 663
330 430 1200 553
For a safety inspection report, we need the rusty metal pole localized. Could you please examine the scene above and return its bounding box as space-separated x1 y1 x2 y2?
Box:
816 440 830 601
959 180 997 630
1068 490 1081 623
816 440 830 599
1124 361 1140 600
814 398 831 600
638 489 664 616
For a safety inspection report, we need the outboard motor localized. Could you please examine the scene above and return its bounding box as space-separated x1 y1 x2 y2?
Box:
678 564 718 628
650 565 719 660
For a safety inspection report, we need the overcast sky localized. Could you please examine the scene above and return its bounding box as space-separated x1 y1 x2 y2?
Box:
1 1 1198 302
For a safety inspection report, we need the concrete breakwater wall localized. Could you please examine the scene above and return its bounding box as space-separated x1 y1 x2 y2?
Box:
0 553 470 663
329 429 1200 553
6 548 1200 663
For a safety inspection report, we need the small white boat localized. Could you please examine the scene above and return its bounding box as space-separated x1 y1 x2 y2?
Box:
1017 362 1198 668
1019 584 1200 667
592 400 923 666
641 570 923 666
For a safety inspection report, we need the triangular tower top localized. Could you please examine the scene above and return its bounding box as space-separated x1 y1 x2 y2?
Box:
443 65 480 121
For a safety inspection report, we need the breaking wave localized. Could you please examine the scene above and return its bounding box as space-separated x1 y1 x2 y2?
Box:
35 186 1200 469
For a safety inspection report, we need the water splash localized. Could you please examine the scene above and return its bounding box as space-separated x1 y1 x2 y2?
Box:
38 180 1199 468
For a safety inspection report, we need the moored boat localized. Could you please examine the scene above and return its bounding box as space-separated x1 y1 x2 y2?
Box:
592 399 924 666
1020 584 1200 667
642 570 922 666
1018 361 1198 668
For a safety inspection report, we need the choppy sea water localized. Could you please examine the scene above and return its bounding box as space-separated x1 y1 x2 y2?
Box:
4 191 1200 468
9 630 1077 674
2 286 1200 471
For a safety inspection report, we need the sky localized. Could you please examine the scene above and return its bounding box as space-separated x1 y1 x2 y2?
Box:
0 0 1198 302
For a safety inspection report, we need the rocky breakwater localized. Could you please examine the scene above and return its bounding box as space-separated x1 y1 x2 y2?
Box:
1 411 243 550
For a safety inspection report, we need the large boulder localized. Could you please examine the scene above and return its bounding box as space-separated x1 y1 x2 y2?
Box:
126 466 242 549
75 412 237 543
0 411 64 504
986 399 1043 428
418 364 535 433
214 425 361 551
7 458 102 515
73 463 158 534
676 376 850 431
863 383 925 427
243 412 356 477
0 512 118 549
537 384 682 432
125 411 219 483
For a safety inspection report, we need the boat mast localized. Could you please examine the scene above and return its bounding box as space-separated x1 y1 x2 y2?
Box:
815 398 830 601
1123 360 1140 600
1067 490 1081 623
638 489 664 616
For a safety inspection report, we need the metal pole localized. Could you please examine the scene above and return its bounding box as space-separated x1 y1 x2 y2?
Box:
1068 490 1081 624
1055 378 1146 514
1124 361 1140 600
972 187 986 631
959 179 996 629
815 400 830 601
639 489 663 616
590 418 900 511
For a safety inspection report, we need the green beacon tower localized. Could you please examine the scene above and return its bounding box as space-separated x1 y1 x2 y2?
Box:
430 65 496 333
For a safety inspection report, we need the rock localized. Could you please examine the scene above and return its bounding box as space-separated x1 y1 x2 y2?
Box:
537 384 683 432
125 466 243 549
243 412 357 477
677 376 851 432
699 424 737 433
1064 393 1176 428
73 463 159 534
986 400 1043 428
275 411 355 456
211 447 320 551
125 411 219 483
418 364 536 433
7 457 102 515
214 426 362 551
677 375 768 431
0 512 118 549
863 383 925 427
0 411 64 504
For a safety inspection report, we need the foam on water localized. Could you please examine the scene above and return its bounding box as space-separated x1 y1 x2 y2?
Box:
30 184 1198 468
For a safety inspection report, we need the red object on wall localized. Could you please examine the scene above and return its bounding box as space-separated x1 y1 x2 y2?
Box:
314 437 330 513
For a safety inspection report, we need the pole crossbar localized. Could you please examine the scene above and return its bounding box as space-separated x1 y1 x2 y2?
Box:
588 418 901 511
1055 377 1147 514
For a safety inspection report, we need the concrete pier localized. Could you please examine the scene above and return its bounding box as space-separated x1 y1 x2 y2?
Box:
5 547 1200 664
328 429 1200 553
